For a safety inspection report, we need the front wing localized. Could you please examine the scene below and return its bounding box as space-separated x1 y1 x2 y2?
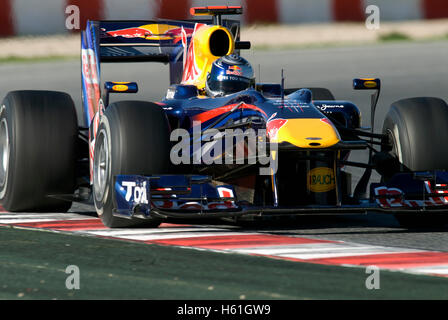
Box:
112 171 448 220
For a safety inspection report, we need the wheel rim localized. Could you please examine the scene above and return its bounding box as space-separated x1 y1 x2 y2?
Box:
385 128 401 163
0 118 10 190
93 129 109 203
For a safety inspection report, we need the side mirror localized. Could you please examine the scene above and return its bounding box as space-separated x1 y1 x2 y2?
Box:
352 78 381 128
352 78 381 200
102 81 138 107
235 41 251 50
104 81 138 93
353 78 380 90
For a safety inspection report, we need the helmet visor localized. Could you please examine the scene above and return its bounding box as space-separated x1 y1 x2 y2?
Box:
207 75 252 96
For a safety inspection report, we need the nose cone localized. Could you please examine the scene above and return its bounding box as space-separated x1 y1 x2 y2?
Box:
267 118 340 148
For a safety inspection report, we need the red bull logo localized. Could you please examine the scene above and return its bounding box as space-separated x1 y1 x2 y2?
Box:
226 65 242 75
103 24 193 43
266 118 288 141
181 24 203 83
105 27 149 39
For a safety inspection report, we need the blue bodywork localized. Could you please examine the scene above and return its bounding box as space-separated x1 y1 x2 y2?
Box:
81 19 448 221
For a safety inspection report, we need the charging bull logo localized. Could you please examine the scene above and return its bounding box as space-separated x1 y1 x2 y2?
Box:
307 167 336 192
181 23 205 84
226 65 242 76
105 27 149 39
103 24 193 43
266 118 288 142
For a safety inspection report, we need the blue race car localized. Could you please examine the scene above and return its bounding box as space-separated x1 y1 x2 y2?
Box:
2 6 448 228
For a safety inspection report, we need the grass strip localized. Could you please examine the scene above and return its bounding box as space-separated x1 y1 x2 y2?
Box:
1 225 448 300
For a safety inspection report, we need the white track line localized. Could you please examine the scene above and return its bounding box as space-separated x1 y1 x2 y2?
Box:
0 213 95 224
87 230 257 241
82 226 231 236
230 242 422 260
404 265 448 276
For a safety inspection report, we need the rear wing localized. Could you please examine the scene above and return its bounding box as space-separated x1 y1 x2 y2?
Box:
81 18 241 126
99 20 202 63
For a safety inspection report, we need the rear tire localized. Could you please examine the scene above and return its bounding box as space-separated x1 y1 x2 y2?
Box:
382 97 448 228
93 101 171 228
0 91 77 212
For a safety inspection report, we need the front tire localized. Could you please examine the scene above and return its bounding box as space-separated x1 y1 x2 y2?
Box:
382 97 448 228
93 101 171 228
0 91 77 212
383 97 448 172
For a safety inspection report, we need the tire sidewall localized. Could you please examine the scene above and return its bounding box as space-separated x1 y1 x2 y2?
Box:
93 116 113 218
382 105 409 169
0 101 13 203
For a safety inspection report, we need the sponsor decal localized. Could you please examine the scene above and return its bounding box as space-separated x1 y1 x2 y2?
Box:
272 99 310 111
165 88 176 99
318 104 345 111
307 167 336 193
217 187 234 198
106 27 149 39
81 48 99 85
81 47 100 125
111 84 129 92
363 80 378 89
374 182 448 208
226 65 242 76
181 24 203 83
266 118 288 141
217 75 243 81
374 187 406 208
103 24 194 43
122 181 148 204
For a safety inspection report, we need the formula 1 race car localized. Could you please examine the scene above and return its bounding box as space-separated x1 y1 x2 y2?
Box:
2 6 448 228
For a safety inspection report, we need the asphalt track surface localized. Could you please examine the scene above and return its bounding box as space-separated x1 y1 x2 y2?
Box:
1 40 448 300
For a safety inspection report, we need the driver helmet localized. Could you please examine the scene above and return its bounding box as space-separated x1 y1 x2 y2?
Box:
205 54 254 97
